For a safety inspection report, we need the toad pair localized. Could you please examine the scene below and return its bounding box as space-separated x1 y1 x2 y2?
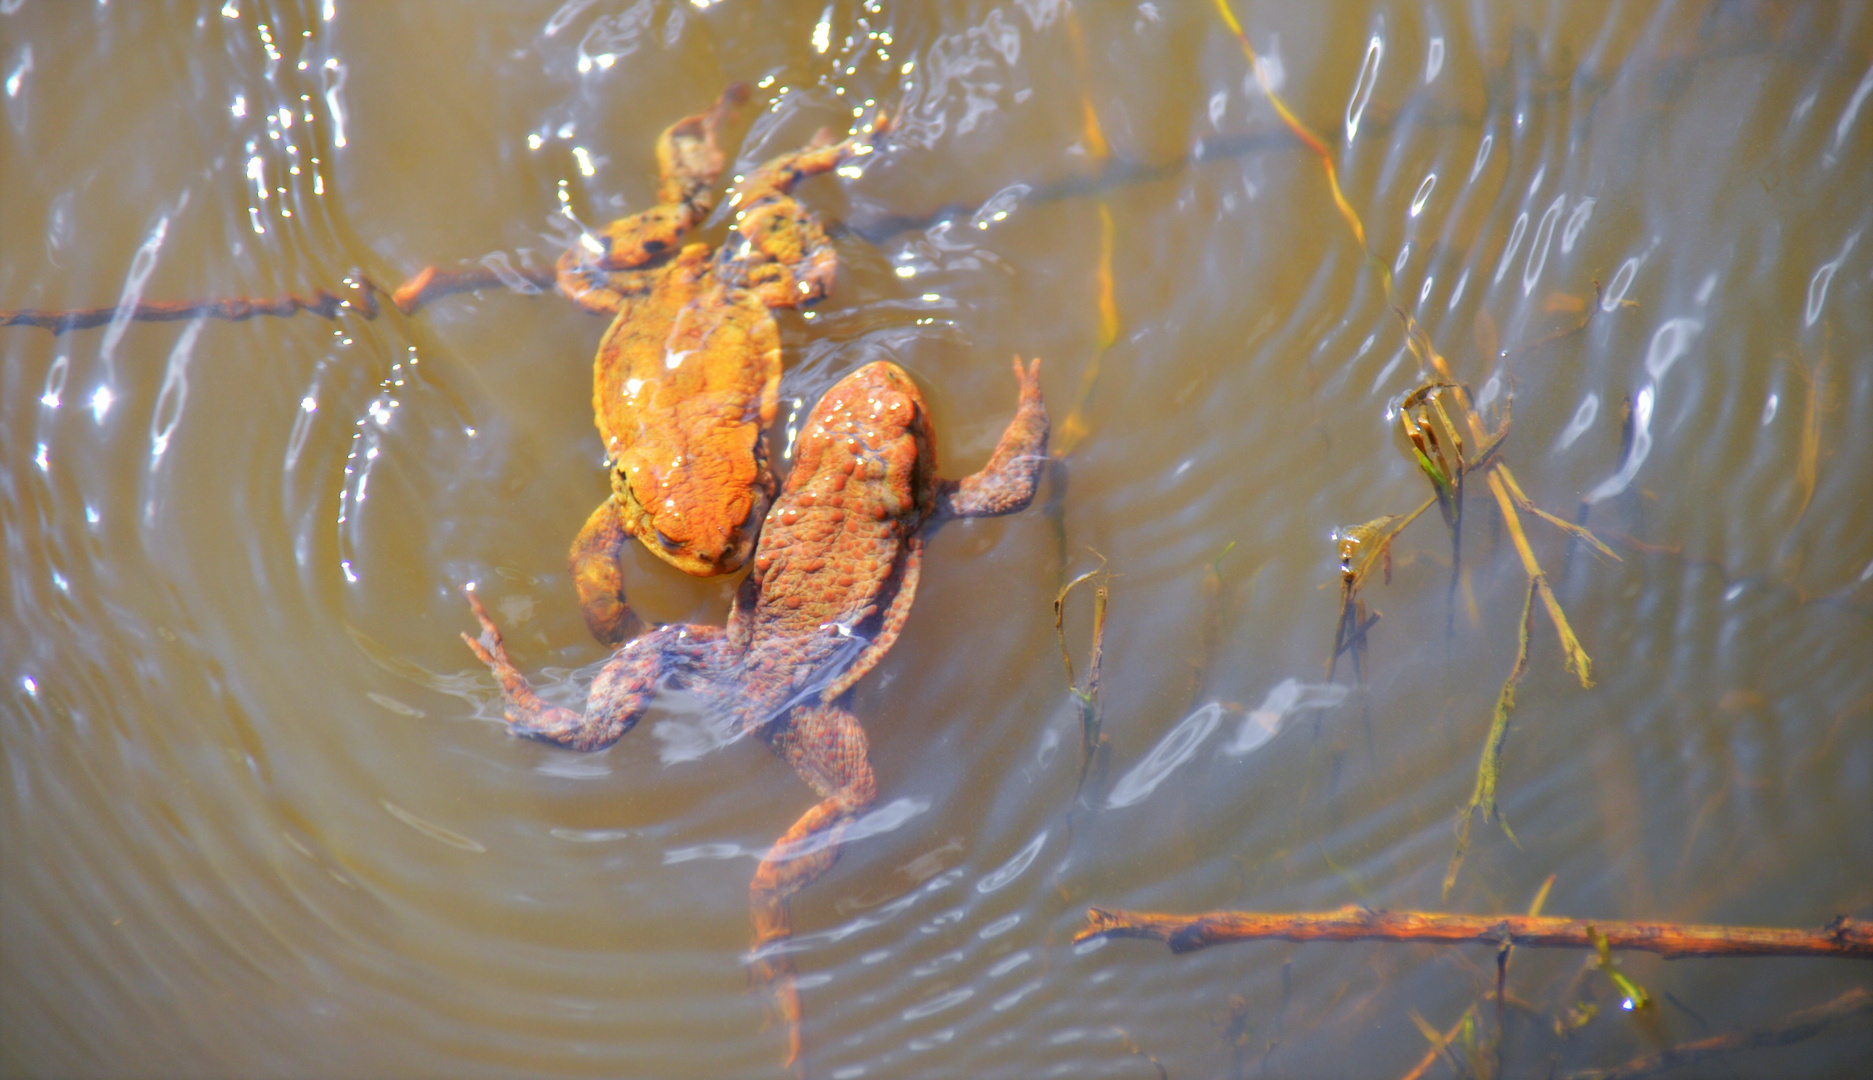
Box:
460 88 1050 1066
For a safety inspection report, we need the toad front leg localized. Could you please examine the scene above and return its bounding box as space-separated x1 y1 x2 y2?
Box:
461 590 721 750
569 498 640 646
750 703 878 1069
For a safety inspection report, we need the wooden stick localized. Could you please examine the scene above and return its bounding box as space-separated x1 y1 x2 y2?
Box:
1077 905 1873 960
1561 986 1871 1080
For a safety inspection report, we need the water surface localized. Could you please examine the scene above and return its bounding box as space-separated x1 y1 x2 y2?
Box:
4 2 1871 1077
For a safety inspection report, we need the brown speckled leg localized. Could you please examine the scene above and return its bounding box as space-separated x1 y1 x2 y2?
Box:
750 703 878 1068
822 537 922 702
936 357 1050 519
568 497 639 646
461 589 720 751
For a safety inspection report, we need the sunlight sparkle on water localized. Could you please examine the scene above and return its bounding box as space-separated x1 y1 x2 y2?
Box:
89 386 114 422
812 7 832 53
322 59 347 147
3 48 29 99
1410 173 1436 217
1344 35 1382 141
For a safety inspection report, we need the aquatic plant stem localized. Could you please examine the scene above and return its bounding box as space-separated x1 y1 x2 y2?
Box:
1054 564 1111 803
1077 905 1873 960
1056 4 1120 455
1443 578 1539 898
1485 467 1593 688
1399 1004 1475 1080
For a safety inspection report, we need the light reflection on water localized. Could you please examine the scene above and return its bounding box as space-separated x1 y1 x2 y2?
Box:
4 2 1871 1077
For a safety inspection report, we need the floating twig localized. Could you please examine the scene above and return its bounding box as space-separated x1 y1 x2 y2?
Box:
1077 905 1873 960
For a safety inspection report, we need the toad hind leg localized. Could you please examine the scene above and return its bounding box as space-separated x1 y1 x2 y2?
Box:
461 589 720 751
821 537 922 702
750 703 878 1068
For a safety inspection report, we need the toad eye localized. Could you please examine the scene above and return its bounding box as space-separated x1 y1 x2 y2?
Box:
653 528 681 552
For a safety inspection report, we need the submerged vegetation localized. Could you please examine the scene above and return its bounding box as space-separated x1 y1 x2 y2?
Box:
1213 0 1622 897
1056 4 1873 1077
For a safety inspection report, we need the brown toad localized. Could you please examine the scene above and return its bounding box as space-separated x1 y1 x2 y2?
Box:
464 357 1048 1066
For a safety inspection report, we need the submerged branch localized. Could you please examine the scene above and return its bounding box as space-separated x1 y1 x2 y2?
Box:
0 256 566 337
1561 986 1871 1080
0 282 381 333
1077 905 1873 960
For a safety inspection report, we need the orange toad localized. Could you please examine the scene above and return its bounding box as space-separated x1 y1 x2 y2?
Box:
558 85 889 644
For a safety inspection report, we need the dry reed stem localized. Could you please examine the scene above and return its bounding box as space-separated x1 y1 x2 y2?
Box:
1497 464 1620 562
1485 468 1593 688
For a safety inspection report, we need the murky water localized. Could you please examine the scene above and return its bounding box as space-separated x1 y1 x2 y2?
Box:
4 3 1871 1077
